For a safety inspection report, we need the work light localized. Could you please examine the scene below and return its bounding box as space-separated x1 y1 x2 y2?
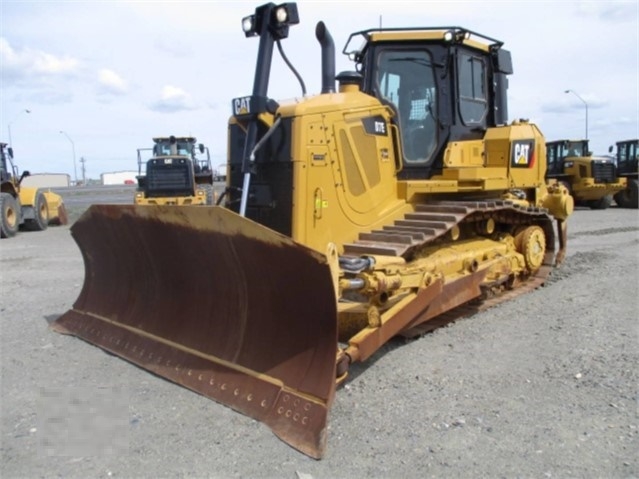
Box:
242 15 255 36
241 3 299 40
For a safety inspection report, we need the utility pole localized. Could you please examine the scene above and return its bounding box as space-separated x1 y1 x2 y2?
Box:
80 156 87 186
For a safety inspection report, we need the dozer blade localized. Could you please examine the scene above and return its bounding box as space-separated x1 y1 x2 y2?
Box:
42 191 69 225
52 205 338 458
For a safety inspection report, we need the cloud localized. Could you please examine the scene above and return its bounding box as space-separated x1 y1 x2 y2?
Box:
28 89 74 105
0 37 80 85
154 37 193 58
576 2 638 23
97 68 128 95
149 85 195 112
540 95 608 114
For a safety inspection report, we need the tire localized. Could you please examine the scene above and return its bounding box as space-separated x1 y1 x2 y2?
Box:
23 190 49 231
613 190 629 208
588 195 612 210
618 179 639 209
202 184 215 205
0 192 19 238
629 179 639 209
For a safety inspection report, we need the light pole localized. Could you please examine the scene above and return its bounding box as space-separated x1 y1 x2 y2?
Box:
564 89 588 140
80 156 87 185
7 109 31 147
59 130 78 185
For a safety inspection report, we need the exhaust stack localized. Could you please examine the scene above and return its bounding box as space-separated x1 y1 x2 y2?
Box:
315 21 335 94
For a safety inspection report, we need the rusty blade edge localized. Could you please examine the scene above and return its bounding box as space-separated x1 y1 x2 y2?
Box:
53 309 329 459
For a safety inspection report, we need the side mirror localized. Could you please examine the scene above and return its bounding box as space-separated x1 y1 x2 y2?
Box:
199 143 205 154
608 145 613 153
7 147 14 159
17 170 31 183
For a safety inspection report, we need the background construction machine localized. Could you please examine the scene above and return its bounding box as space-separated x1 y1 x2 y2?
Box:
134 135 214 205
610 139 638 208
546 139 625 209
53 2 573 459
1 142 68 238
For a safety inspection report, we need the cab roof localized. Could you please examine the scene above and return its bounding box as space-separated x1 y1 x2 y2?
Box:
343 26 504 60
152 136 197 143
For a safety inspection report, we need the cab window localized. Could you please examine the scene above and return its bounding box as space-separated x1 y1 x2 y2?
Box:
457 52 487 125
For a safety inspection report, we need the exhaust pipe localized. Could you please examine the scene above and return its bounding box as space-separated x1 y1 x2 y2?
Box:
315 21 335 94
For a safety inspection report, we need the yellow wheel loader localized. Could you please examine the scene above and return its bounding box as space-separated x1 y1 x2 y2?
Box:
546 139 626 209
610 139 638 208
0 142 68 238
134 136 215 205
53 2 574 459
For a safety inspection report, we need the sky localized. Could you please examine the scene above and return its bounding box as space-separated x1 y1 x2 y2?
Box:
1 0 638 182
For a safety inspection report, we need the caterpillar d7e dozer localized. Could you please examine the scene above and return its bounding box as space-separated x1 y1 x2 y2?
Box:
1 142 68 238
134 136 215 205
52 3 574 459
610 139 638 208
546 139 625 209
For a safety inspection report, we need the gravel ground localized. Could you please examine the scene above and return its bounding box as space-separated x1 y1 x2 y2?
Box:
1 187 637 479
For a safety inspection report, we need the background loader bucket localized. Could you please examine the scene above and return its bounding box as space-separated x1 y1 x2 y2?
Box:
52 205 338 458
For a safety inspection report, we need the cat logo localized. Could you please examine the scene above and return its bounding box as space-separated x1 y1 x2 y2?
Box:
232 96 251 116
511 140 535 168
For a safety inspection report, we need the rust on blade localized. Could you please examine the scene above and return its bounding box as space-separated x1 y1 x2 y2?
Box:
54 203 69 225
52 204 338 458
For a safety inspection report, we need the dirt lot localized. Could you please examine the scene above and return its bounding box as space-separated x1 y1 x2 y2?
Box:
1 187 637 479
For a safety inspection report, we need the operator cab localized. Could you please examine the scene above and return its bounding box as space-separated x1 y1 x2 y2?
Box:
613 139 638 174
0 143 16 184
343 28 513 179
0 143 9 183
546 140 589 176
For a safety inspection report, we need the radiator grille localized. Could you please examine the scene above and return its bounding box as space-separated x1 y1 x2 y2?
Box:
146 158 194 197
591 161 616 183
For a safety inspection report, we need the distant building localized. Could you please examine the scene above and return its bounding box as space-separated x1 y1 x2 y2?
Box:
101 171 138 185
21 173 71 188
215 163 227 181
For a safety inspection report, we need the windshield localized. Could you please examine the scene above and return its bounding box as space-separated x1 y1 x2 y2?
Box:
154 140 194 157
562 141 588 158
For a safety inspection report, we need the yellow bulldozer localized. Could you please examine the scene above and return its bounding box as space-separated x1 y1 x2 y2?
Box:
546 139 626 209
53 2 574 458
1 142 68 238
134 135 215 205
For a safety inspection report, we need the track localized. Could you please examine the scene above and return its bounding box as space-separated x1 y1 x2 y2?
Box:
400 263 552 338
342 199 556 259
339 199 558 337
